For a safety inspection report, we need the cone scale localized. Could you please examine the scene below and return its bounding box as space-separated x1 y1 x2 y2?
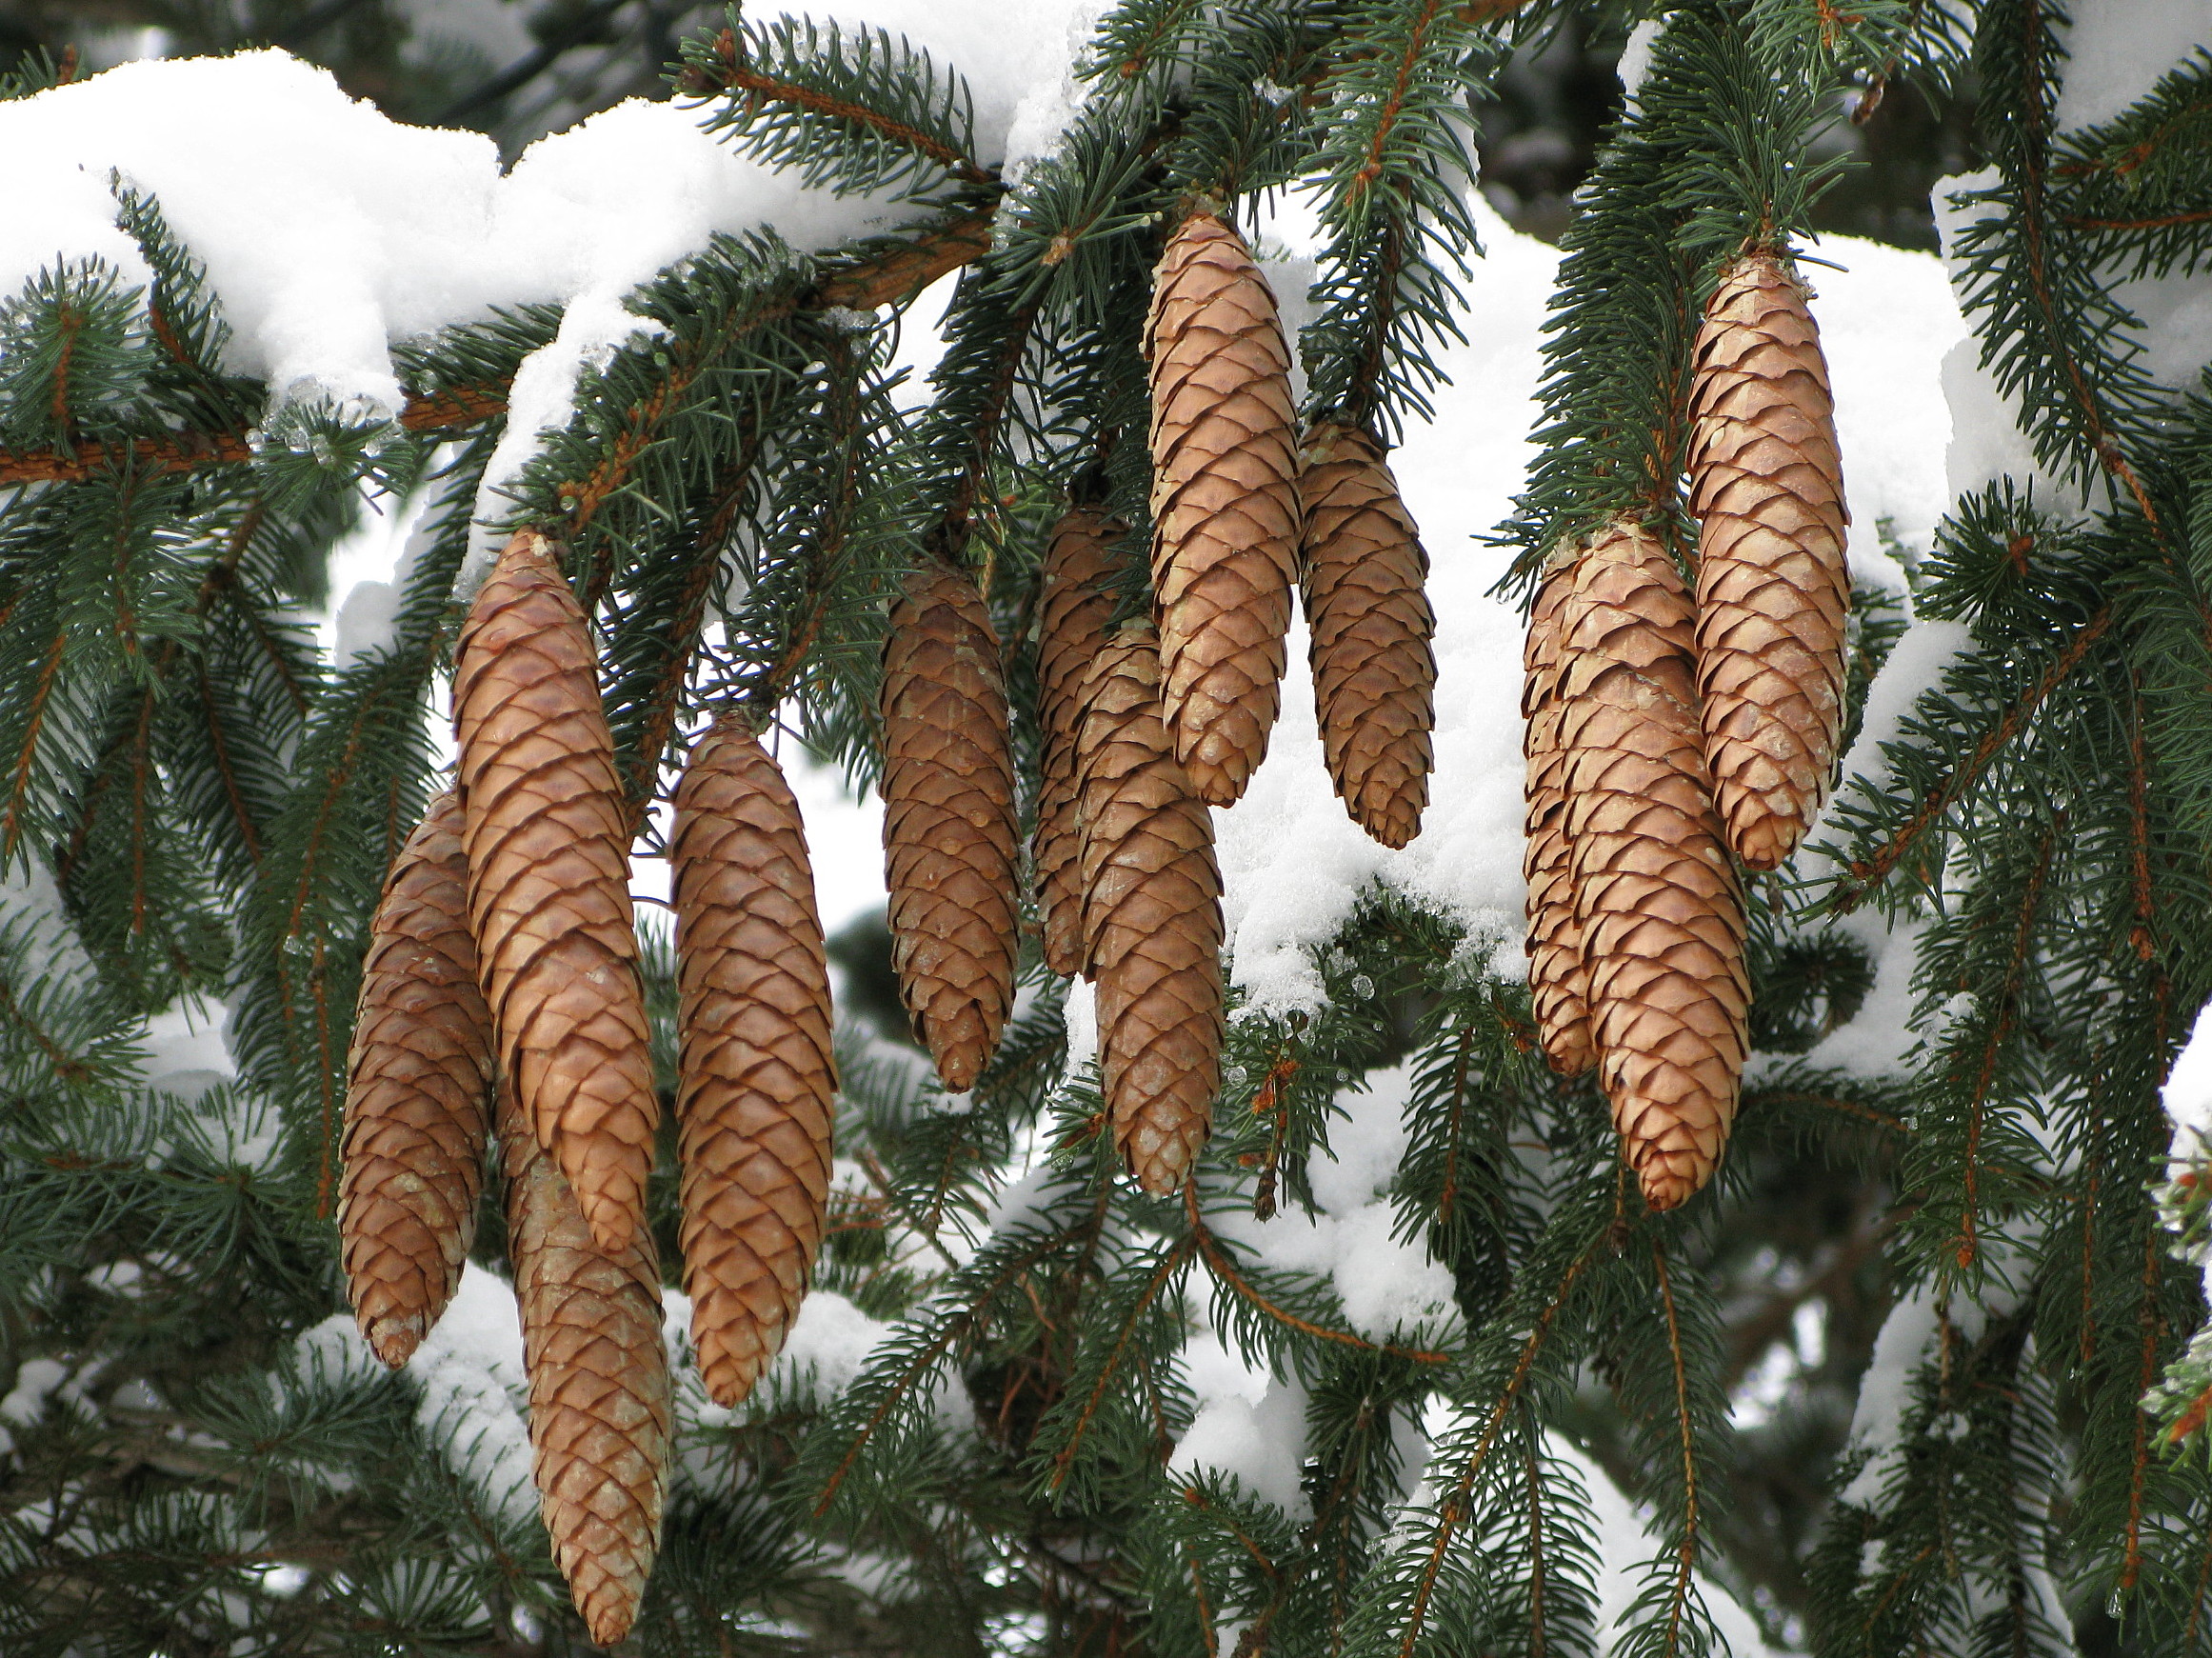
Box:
498 1081 669 1648
452 529 658 1256
1146 210 1302 808
1555 520 1749 1210
1298 423 1436 850
880 562 1022 1092
670 715 837 1409
1522 554 1596 1079
1686 251 1850 871
1033 505 1127 978
1075 623 1225 1193
338 789 493 1368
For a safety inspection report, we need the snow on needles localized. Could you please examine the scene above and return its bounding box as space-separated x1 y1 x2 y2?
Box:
0 9 1109 587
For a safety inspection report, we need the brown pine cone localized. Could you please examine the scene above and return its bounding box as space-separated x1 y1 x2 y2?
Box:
670 715 837 1409
1076 623 1225 1193
880 562 1021 1091
1033 505 1127 978
1521 553 1595 1079
453 528 658 1257
1146 210 1302 807
1298 424 1436 849
1556 519 1749 1211
339 790 492 1368
1686 251 1850 871
498 1081 668 1648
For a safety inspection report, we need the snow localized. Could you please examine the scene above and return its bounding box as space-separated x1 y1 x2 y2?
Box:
1551 1436 1786 1656
1210 1066 1458 1340
0 11 1106 593
1168 1332 1312 1517
766 1289 894 1399
397 1267 539 1523
1617 18 1667 113
2053 0 2212 132
2164 1001 2212 1155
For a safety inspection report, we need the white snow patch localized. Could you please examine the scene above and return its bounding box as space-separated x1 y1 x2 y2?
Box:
2053 0 2212 132
399 1267 538 1524
1168 1332 1311 1517
1617 18 1668 112
1209 1067 1457 1341
769 1290 894 1399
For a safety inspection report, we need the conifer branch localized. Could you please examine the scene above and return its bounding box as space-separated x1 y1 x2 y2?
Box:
0 214 991 487
1831 605 2112 909
1186 1186 1449 1366
1390 1239 1599 1658
681 25 994 188
1045 1235 1196 1495
1651 1240 1701 1652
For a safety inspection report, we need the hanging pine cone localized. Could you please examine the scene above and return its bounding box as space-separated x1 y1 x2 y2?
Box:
880 561 1021 1091
669 715 837 1410
1686 250 1850 871
1556 519 1749 1211
498 1081 669 1648
1076 622 1225 1193
338 790 492 1368
452 529 658 1257
1033 504 1127 978
1298 424 1436 849
1521 552 1595 1079
1146 210 1302 808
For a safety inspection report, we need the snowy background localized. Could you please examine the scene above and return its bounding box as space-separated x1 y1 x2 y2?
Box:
8 1 2212 1650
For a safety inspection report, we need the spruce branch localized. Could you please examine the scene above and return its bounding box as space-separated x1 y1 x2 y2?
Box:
0 211 992 488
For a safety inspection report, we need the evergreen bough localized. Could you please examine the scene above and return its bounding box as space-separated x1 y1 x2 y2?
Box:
2 3 2211 1654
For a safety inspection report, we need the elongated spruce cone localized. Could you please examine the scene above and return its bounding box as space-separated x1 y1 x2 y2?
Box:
1146 211 1301 807
1034 505 1127 977
1299 425 1436 849
1687 252 1850 870
1076 624 1225 1193
1557 520 1749 1210
881 563 1021 1091
498 1083 668 1648
1522 555 1595 1078
453 529 658 1256
670 717 836 1409
339 790 492 1367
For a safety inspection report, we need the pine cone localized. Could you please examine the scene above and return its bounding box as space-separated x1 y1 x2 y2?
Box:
1033 505 1127 978
1076 623 1225 1193
1521 554 1595 1079
1298 424 1436 849
339 790 492 1368
669 716 837 1409
1146 211 1302 807
453 529 659 1257
880 562 1021 1091
1686 251 1850 871
1556 520 1748 1211
498 1082 669 1648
